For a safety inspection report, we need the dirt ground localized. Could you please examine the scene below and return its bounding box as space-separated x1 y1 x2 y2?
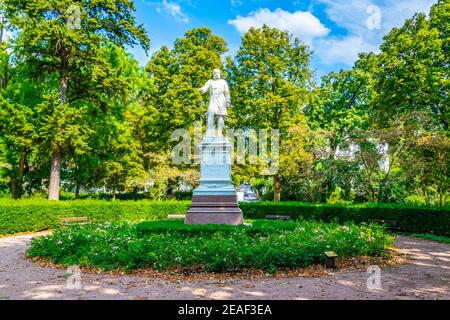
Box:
0 233 448 300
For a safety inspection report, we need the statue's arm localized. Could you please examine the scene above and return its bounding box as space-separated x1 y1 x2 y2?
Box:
199 80 210 94
224 81 231 105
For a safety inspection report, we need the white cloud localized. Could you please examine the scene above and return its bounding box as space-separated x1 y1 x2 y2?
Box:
157 0 189 23
228 8 330 45
310 0 436 67
314 36 379 66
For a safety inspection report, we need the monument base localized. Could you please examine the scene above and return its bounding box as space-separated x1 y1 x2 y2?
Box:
185 195 243 225
185 136 243 225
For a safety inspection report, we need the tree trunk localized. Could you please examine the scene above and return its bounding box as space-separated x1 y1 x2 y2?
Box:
75 183 80 199
17 151 26 197
48 148 61 200
60 50 68 104
48 50 68 201
112 185 116 201
274 174 281 202
10 178 18 199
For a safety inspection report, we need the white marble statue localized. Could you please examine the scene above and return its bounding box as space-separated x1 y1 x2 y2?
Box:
199 69 231 137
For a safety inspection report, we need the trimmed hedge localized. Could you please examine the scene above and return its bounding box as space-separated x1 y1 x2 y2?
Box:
136 219 298 237
1 199 449 236
239 202 450 236
0 200 190 235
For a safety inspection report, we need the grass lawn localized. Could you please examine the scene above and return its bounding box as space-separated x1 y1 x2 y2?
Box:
27 219 394 273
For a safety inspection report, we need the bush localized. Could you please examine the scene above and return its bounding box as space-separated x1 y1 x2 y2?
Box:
1 199 448 236
239 202 450 236
27 220 393 272
0 199 190 235
135 219 297 237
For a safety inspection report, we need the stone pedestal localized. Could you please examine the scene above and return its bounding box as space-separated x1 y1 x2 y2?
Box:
185 136 243 225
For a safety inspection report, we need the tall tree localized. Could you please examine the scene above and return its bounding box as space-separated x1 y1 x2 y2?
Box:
67 44 151 199
227 25 313 201
304 54 376 200
372 1 449 131
146 27 228 152
3 0 149 200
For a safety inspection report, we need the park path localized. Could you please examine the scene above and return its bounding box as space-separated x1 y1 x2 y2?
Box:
0 233 448 300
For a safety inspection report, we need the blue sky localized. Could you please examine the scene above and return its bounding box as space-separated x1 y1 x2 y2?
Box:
129 0 436 79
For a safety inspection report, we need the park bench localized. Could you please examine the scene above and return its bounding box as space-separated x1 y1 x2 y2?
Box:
167 214 186 219
324 251 338 268
369 219 398 231
60 217 90 226
264 215 291 221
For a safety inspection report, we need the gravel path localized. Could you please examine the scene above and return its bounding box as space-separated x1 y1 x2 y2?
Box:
0 234 448 300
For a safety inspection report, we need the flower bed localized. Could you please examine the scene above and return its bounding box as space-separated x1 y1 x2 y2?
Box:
27 219 394 273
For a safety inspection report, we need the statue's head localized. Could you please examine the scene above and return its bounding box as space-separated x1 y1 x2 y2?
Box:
213 69 221 80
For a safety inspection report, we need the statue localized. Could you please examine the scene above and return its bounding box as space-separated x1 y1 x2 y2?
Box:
199 69 230 137
185 68 243 225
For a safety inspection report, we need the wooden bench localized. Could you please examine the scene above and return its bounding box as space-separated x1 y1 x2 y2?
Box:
60 217 90 226
369 219 398 231
324 251 338 268
264 215 291 221
167 214 186 219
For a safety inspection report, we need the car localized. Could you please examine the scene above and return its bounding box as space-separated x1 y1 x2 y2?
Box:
243 190 259 202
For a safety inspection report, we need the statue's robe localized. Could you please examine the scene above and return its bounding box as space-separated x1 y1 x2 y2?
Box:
199 79 230 116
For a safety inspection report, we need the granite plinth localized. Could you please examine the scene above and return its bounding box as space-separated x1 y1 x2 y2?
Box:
185 137 243 225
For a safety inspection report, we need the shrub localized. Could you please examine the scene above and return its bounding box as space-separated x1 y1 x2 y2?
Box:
1 199 448 236
135 219 297 237
0 199 190 235
239 202 450 236
27 220 393 272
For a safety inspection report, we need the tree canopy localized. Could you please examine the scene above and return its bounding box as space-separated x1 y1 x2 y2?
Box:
0 0 448 205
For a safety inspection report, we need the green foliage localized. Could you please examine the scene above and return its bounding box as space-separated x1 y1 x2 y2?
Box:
239 202 450 236
226 24 314 200
1 199 448 237
401 233 450 243
146 27 228 151
0 2 448 207
2 0 150 200
27 220 393 272
0 199 190 235
371 2 449 131
135 219 297 237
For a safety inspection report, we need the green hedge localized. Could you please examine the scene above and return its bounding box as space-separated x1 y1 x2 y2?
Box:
136 219 298 237
239 202 450 236
0 200 190 235
1 199 449 236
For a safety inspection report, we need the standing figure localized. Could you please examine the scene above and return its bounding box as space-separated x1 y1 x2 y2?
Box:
199 69 231 137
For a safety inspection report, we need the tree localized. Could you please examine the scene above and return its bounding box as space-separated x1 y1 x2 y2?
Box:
227 25 313 201
142 28 228 197
303 54 376 201
146 27 228 152
0 32 43 198
372 1 449 132
67 44 151 199
3 0 150 200
408 133 449 206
